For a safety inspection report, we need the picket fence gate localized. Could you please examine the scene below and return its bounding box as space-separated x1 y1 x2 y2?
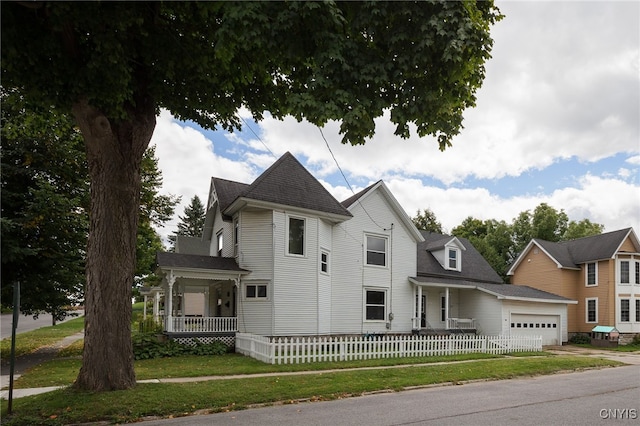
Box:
235 333 542 365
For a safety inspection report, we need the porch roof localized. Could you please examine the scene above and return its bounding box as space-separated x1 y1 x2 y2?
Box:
409 276 577 304
156 252 249 274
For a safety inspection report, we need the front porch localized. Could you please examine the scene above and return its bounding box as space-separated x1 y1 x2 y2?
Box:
412 283 478 334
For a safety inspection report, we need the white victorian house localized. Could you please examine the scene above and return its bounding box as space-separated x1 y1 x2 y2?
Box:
147 152 575 346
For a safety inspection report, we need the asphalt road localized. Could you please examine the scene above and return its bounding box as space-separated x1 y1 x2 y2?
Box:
0 311 83 340
139 364 640 425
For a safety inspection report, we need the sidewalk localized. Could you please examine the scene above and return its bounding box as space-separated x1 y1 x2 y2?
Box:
2 342 639 400
0 331 85 399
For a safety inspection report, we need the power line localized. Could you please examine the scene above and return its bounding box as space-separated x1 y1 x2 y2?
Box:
238 114 277 160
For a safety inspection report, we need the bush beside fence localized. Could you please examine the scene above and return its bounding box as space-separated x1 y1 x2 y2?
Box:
236 333 542 365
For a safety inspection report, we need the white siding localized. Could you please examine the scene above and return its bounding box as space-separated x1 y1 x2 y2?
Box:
318 220 333 334
272 211 320 335
236 210 274 335
459 291 503 335
332 189 418 334
208 208 234 257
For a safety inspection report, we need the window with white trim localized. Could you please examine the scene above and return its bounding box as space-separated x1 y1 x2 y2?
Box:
636 299 640 322
320 250 329 274
446 247 461 271
287 216 305 256
620 299 630 322
440 295 447 322
620 260 630 284
217 231 223 257
366 235 387 267
245 283 268 300
365 290 386 321
635 262 639 285
586 298 598 323
586 262 597 286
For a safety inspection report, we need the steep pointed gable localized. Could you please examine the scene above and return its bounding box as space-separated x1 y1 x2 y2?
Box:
225 152 352 219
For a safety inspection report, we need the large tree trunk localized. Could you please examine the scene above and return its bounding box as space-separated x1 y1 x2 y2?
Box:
72 99 155 391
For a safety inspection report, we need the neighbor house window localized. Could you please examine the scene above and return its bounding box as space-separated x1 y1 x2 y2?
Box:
288 216 305 256
636 300 640 322
217 231 223 257
365 290 386 321
620 299 630 322
620 260 630 284
320 251 329 274
245 283 267 300
586 262 597 286
636 262 639 285
366 235 387 266
586 298 597 323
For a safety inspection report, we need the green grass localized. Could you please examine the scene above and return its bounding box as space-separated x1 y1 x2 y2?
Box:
0 317 85 359
571 343 640 352
0 356 621 425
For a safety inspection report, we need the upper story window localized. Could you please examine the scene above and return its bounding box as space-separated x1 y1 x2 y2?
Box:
620 260 630 284
366 235 387 267
636 262 639 285
217 231 223 257
287 216 305 256
320 250 329 274
586 262 597 286
445 247 461 272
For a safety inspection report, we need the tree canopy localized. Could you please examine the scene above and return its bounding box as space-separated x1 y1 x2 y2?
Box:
1 1 502 391
412 208 443 234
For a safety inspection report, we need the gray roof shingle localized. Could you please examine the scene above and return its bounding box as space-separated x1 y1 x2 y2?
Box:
416 231 503 284
224 152 352 219
535 227 634 267
156 252 249 273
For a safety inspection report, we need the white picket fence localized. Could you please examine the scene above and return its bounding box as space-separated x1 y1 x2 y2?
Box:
235 333 542 365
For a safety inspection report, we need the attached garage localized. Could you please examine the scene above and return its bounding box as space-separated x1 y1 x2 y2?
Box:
510 313 560 345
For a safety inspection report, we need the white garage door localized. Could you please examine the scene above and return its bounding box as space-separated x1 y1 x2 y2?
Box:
510 314 559 346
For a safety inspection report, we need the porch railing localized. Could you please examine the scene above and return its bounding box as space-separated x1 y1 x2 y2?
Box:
447 317 476 330
169 316 237 333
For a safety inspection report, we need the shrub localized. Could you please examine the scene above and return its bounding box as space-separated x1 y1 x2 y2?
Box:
132 333 230 360
569 334 591 344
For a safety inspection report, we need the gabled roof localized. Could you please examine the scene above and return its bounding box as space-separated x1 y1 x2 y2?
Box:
224 152 352 221
156 252 249 273
423 235 466 252
212 177 250 219
416 232 502 284
341 180 424 243
507 227 638 274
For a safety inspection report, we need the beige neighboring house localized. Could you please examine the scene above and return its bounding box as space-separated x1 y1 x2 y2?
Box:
507 228 640 343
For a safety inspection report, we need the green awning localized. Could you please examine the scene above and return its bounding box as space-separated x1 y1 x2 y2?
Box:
591 325 618 333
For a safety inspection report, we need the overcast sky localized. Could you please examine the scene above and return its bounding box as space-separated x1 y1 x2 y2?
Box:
151 1 639 244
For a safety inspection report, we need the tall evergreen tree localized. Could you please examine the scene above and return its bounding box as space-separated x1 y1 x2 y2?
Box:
1 89 89 322
169 195 206 251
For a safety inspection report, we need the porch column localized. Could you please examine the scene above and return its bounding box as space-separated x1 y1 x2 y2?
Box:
167 273 175 332
153 291 160 322
417 286 423 330
143 295 148 320
445 287 450 327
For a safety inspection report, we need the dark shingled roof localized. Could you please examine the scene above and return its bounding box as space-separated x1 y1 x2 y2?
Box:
416 231 503 284
410 276 573 302
535 227 635 267
156 252 249 272
212 177 250 220
225 152 352 218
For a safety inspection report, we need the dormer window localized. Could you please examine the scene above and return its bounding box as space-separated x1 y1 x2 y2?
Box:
447 247 461 271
